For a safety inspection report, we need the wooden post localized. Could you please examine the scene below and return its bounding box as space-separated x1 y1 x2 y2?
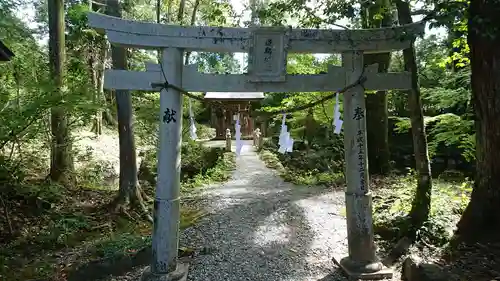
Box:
221 108 227 139
225 128 232 151
210 105 217 138
142 47 189 281
217 107 224 139
335 51 389 279
259 118 266 149
249 115 254 136
259 117 265 137
226 109 233 135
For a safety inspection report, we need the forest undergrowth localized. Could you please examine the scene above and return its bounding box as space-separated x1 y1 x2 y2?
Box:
0 129 235 281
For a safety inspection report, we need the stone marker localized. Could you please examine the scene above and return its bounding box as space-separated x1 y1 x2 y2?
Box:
225 128 232 152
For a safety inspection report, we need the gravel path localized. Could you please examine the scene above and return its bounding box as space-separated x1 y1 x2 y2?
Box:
181 140 350 281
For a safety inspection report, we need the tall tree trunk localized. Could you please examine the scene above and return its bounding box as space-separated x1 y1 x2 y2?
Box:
90 49 104 136
364 54 391 175
184 0 201 65
101 40 117 126
107 0 151 220
94 43 108 135
177 0 186 23
396 0 433 233
89 55 98 135
456 0 500 242
250 0 258 25
156 0 160 24
156 0 162 62
102 92 117 126
97 42 116 127
48 0 74 184
166 0 173 23
305 107 314 150
90 0 108 134
362 0 391 175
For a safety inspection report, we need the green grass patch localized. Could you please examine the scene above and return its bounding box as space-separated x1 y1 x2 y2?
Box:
139 141 236 190
182 150 236 190
259 149 285 172
86 206 203 261
281 169 344 186
258 148 344 186
373 174 472 246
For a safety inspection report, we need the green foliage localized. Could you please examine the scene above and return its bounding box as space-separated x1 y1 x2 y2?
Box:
259 137 345 187
182 142 236 185
134 94 216 146
259 0 358 28
194 52 241 74
394 113 475 162
373 174 472 245
0 141 235 281
181 141 224 179
427 114 475 161
77 159 117 190
259 149 285 171
0 154 63 204
50 214 92 245
138 141 235 190
388 34 474 173
429 0 470 68
16 182 65 204
86 204 205 263
92 232 152 260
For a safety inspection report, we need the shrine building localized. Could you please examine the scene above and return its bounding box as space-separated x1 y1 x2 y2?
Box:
205 92 264 139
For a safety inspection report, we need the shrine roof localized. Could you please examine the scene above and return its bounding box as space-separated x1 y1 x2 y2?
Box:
204 92 265 101
0 40 14 62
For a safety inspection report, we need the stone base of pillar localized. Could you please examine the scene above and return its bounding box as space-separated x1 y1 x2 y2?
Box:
332 256 393 280
140 262 189 281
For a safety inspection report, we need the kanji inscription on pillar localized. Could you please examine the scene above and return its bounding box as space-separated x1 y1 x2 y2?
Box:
248 28 289 83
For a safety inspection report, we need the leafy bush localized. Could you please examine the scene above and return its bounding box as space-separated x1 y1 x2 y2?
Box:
259 137 344 187
92 232 152 260
181 141 222 180
390 114 475 177
373 174 472 246
138 141 235 188
77 159 118 189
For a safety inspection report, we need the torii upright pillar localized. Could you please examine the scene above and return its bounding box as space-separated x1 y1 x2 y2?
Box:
141 48 189 281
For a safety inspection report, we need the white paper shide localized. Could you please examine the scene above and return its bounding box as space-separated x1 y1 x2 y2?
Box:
333 93 343 134
234 114 243 156
278 114 294 153
189 99 197 140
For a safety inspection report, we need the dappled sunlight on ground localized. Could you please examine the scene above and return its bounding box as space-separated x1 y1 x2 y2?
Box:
253 208 295 247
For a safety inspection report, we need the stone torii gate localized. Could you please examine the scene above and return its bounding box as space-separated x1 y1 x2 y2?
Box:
87 12 424 281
